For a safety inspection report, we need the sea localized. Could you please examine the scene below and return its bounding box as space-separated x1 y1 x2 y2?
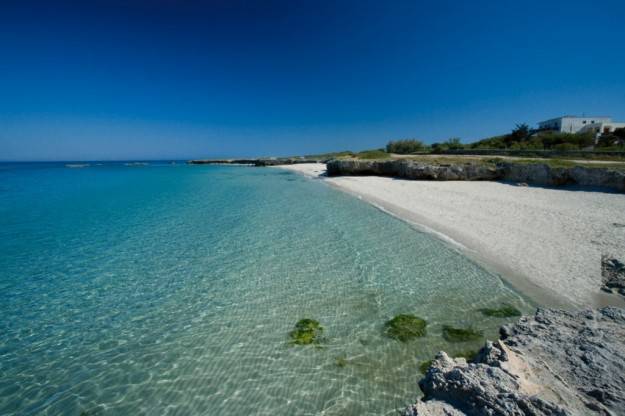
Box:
0 161 532 415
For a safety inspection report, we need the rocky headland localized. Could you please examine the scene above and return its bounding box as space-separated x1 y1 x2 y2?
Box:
405 307 625 415
188 157 322 166
325 159 625 192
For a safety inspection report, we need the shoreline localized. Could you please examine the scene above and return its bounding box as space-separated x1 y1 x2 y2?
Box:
274 163 625 309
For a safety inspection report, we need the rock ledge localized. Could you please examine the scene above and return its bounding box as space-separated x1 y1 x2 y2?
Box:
404 307 625 416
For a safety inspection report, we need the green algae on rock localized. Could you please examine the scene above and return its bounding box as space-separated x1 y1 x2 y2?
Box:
419 359 433 374
289 318 324 345
384 314 427 342
442 325 483 342
478 304 522 318
454 349 479 361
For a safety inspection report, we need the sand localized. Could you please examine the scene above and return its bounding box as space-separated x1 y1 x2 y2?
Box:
276 163 625 308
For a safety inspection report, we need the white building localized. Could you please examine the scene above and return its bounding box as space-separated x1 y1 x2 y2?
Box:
538 116 612 134
538 115 625 139
579 121 625 137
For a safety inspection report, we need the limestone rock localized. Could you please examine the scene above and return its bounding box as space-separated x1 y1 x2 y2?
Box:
325 159 625 192
602 256 625 296
407 308 625 415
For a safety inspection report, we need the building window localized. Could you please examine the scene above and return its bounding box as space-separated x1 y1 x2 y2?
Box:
582 120 586 124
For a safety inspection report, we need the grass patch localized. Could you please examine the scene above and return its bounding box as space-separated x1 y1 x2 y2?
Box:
289 318 324 345
384 314 427 342
512 158 625 171
392 154 625 171
442 325 483 343
394 155 500 167
303 151 356 160
478 305 522 318
356 149 391 160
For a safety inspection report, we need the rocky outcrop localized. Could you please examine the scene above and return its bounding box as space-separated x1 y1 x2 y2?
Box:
602 256 625 296
499 163 625 191
188 158 321 166
405 308 625 415
325 159 500 181
325 159 625 192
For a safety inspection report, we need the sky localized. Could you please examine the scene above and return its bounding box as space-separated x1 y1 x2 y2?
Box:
1 0 625 161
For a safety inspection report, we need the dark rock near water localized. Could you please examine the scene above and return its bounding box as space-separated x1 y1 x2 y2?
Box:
602 256 625 296
325 159 625 192
405 307 625 415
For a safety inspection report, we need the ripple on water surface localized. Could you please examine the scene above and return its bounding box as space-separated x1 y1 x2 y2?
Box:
0 163 532 415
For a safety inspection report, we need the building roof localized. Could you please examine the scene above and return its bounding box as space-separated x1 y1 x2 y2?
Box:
555 115 610 119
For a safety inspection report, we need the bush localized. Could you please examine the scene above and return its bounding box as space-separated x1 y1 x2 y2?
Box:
470 135 507 149
553 143 578 151
386 139 425 154
470 127 594 150
597 129 625 148
535 131 594 149
505 123 530 146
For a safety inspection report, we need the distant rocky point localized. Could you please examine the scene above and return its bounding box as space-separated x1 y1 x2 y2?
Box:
405 307 625 415
187 158 322 166
188 158 625 192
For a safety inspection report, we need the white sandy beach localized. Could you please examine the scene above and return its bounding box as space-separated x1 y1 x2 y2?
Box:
278 163 625 308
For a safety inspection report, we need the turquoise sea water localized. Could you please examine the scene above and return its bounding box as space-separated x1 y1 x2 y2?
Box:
0 162 531 415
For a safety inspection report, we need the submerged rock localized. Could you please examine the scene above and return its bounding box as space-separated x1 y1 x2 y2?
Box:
289 318 324 345
405 307 625 415
384 314 427 342
477 304 522 318
441 326 482 343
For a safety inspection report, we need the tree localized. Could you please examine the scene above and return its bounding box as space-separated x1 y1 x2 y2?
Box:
386 139 425 154
504 123 530 146
443 137 464 150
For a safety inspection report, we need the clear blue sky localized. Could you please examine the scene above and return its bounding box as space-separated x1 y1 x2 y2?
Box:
1 0 625 161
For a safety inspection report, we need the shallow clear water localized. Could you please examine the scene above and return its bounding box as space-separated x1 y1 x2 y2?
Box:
0 162 532 415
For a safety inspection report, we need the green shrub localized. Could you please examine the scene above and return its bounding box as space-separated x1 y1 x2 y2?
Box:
442 325 483 342
357 149 391 159
553 143 578 151
386 139 425 154
597 131 625 148
384 314 427 342
470 126 595 150
470 135 507 149
289 318 324 345
535 131 594 149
